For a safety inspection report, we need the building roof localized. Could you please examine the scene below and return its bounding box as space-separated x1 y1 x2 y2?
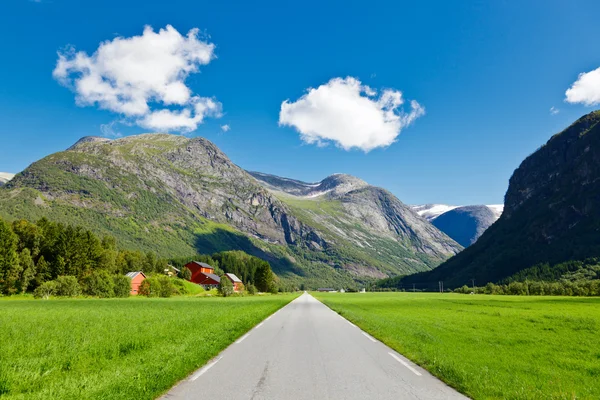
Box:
187 261 214 270
225 273 242 283
125 271 146 279
199 272 221 283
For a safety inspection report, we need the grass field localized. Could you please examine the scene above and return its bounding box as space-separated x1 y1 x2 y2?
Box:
0 295 297 399
314 292 600 400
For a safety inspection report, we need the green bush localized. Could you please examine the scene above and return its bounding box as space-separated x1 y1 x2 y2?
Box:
55 276 81 297
218 275 233 297
112 275 131 298
139 276 175 297
33 281 57 299
246 283 257 295
82 270 115 298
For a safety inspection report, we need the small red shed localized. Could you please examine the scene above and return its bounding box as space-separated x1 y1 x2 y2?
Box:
125 271 147 295
225 273 244 292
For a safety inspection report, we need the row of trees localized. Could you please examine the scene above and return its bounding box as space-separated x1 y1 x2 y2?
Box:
455 279 600 296
0 216 283 298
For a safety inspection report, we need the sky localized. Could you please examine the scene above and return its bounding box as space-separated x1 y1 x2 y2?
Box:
2 0 600 205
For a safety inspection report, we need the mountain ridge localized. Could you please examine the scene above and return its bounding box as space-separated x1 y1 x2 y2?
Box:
0 134 461 286
395 110 600 289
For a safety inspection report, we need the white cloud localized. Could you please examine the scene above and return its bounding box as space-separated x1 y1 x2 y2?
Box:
54 25 221 132
100 121 122 138
550 106 559 115
220 124 231 132
565 67 600 106
279 77 424 152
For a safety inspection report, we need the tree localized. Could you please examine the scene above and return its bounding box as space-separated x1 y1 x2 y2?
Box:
255 262 274 293
0 219 20 294
246 283 257 295
17 248 36 293
82 270 114 298
112 275 131 298
34 281 57 299
218 275 234 297
180 267 192 281
55 276 81 297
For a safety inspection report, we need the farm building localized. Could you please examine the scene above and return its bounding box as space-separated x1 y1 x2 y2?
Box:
185 261 221 289
125 271 146 295
225 273 244 292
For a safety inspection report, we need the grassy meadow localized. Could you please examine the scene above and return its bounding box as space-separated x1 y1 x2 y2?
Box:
315 292 600 400
0 294 297 399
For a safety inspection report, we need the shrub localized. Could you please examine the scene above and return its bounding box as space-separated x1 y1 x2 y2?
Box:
82 270 115 298
139 276 175 297
112 275 131 298
180 267 192 281
55 276 81 297
33 281 57 299
246 283 257 295
218 275 234 297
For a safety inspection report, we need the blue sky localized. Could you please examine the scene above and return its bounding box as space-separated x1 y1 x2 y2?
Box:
2 0 600 205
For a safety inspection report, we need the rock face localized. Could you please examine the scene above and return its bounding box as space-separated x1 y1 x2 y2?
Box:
400 111 600 288
249 171 462 277
0 173 14 187
0 134 461 285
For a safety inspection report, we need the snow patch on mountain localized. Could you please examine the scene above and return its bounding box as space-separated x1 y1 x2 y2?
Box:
0 172 15 185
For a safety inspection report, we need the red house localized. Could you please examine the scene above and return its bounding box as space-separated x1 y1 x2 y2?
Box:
185 261 221 289
125 271 146 295
225 273 244 292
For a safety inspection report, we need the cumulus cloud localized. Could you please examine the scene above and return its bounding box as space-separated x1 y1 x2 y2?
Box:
279 77 424 152
220 124 231 132
550 106 560 115
53 25 220 132
565 67 600 106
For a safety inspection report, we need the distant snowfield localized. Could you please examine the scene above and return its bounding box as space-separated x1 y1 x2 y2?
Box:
413 204 504 221
412 204 460 221
0 172 15 183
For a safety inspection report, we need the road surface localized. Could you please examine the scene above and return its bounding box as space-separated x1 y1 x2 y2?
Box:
161 293 468 400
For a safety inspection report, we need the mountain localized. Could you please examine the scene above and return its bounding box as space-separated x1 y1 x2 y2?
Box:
411 204 503 246
0 134 461 287
248 171 462 278
396 111 600 289
0 173 14 186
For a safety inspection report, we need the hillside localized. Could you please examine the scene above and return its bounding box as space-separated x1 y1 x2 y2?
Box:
412 204 503 246
0 134 460 286
396 111 600 289
249 172 462 278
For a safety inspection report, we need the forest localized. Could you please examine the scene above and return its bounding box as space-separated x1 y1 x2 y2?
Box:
0 217 279 297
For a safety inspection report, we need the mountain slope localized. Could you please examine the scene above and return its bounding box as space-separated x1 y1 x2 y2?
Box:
412 204 503 246
249 172 462 278
0 134 460 286
398 111 600 289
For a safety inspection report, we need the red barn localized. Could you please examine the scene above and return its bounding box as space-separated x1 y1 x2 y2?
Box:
125 271 146 295
185 261 221 289
225 273 244 292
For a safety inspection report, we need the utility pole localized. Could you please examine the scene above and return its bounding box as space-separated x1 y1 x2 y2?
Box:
441 281 444 293
438 281 441 293
471 279 475 292
412 283 416 293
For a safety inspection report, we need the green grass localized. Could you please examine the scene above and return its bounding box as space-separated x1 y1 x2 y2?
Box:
0 294 298 399
314 292 600 400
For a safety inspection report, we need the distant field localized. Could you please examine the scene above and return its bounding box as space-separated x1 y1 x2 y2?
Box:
315 292 600 400
0 295 297 400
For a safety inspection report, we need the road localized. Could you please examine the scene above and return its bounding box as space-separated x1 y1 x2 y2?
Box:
161 293 468 400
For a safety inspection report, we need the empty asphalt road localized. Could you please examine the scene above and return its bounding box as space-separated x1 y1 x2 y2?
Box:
161 293 468 400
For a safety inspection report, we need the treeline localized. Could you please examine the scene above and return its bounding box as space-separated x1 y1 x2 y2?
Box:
0 217 171 296
170 250 281 293
455 280 600 296
454 259 600 296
